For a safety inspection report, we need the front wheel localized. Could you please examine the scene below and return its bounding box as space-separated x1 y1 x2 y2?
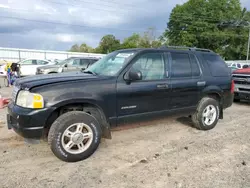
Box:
191 97 220 130
48 111 102 162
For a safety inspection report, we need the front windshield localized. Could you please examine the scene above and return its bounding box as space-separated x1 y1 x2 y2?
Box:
86 51 135 76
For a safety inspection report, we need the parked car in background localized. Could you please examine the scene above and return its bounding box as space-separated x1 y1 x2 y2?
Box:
7 47 233 162
229 66 239 73
36 57 100 75
0 63 7 77
232 68 250 102
18 59 56 76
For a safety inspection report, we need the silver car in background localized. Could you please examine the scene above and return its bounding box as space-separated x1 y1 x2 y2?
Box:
36 57 100 75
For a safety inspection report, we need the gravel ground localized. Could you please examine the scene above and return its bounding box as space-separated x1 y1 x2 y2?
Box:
0 86 250 188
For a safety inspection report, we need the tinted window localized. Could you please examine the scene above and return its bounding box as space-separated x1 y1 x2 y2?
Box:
37 60 49 65
131 52 165 80
80 59 90 67
21 60 36 65
171 53 191 78
72 59 80 66
190 54 201 77
203 54 229 77
87 59 98 67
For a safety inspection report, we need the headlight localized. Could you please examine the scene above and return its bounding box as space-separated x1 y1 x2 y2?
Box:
16 90 44 109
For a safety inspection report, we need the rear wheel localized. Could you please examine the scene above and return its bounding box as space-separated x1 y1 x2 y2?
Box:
48 111 101 162
191 97 220 130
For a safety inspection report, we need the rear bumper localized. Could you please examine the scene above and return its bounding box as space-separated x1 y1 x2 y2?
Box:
7 102 55 139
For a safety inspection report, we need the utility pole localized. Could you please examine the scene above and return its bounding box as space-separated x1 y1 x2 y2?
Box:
247 27 250 64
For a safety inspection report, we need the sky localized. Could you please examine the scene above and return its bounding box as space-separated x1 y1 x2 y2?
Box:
0 0 249 51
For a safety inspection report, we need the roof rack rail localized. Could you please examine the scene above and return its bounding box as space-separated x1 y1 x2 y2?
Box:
159 45 213 52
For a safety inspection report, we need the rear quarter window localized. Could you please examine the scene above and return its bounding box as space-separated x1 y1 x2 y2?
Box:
203 54 229 77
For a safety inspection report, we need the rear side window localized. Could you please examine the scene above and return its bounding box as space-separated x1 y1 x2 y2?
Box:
203 54 229 77
87 59 98 67
80 59 90 68
189 54 201 77
171 53 191 78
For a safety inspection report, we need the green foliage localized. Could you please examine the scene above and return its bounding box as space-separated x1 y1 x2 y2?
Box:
69 44 80 52
69 0 249 60
121 33 140 49
79 43 93 53
98 35 121 54
69 28 162 54
163 0 250 60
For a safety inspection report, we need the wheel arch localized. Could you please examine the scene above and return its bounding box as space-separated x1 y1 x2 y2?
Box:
45 101 111 139
202 87 223 119
48 72 58 74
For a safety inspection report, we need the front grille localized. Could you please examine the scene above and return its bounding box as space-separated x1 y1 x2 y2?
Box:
239 88 250 92
234 81 250 85
233 75 250 85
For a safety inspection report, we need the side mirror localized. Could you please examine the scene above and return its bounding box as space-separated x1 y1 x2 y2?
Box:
81 68 86 71
124 70 142 82
64 64 68 67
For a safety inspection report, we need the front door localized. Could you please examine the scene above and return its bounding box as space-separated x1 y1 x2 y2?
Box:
169 52 204 109
19 59 37 76
116 51 171 119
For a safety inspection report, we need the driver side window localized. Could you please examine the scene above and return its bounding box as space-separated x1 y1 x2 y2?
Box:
131 52 165 80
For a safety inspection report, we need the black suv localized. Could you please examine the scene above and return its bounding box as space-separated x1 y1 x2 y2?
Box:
36 57 100 75
7 47 233 162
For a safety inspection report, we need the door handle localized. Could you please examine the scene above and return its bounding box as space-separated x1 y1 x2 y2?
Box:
197 81 206 86
157 84 169 89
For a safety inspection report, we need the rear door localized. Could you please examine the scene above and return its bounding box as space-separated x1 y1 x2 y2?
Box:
64 59 80 72
169 52 204 109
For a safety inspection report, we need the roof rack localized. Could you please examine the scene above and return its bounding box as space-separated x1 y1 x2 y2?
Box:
159 45 213 52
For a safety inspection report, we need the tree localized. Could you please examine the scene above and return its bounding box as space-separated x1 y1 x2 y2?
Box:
69 44 80 52
98 35 120 54
162 0 250 60
79 43 93 53
121 33 140 49
121 28 162 49
139 27 162 48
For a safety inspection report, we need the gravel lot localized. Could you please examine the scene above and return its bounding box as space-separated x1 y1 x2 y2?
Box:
0 84 250 188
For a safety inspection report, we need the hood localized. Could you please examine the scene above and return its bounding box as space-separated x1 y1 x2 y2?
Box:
15 72 104 89
233 68 250 75
38 64 61 70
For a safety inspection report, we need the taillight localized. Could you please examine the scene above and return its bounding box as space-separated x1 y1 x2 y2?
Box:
231 80 235 93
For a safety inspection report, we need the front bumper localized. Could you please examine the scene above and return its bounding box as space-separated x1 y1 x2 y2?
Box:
234 92 250 100
7 102 55 139
234 84 250 100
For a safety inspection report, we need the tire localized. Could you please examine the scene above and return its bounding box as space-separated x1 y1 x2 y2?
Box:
191 97 220 130
48 111 102 162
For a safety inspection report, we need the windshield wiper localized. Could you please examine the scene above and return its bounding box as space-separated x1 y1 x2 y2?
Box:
82 70 97 75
